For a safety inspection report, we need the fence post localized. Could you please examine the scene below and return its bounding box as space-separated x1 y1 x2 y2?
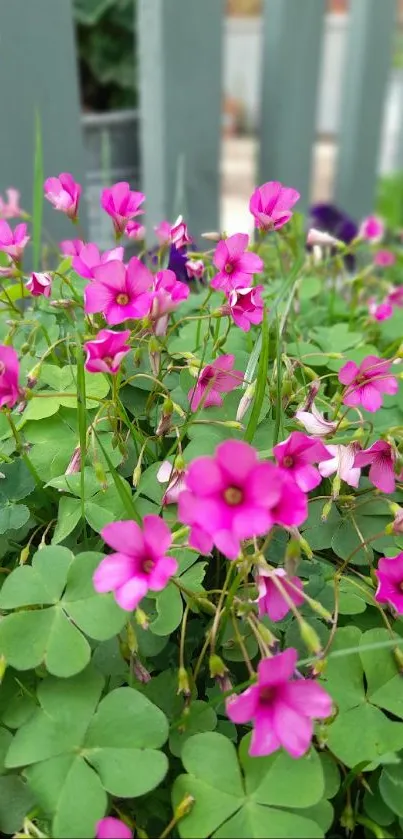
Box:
334 0 396 221
0 0 87 249
137 0 223 243
259 0 326 213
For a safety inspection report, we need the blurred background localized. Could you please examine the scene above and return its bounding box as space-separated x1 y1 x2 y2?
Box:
2 0 403 247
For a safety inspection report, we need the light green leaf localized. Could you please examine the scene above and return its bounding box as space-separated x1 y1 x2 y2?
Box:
62 552 126 641
0 775 36 835
0 546 73 608
52 496 82 544
360 628 403 718
0 503 30 535
150 583 183 636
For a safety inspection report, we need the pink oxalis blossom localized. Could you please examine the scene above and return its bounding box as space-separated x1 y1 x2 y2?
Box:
85 257 153 325
44 173 81 220
170 215 192 249
150 269 189 335
0 345 20 408
374 250 396 268
354 440 396 493
225 286 264 332
101 182 145 236
211 233 263 292
368 297 393 322
375 554 403 614
93 515 178 611
249 181 300 231
188 354 243 412
318 443 362 488
125 220 146 240
226 648 332 758
157 460 187 505
186 258 204 280
339 355 398 413
73 243 124 280
273 431 332 492
96 818 132 839
84 328 131 375
0 188 23 219
0 221 30 262
60 238 84 257
359 215 384 243
26 272 52 298
178 440 307 560
295 403 337 437
154 220 172 246
257 567 304 622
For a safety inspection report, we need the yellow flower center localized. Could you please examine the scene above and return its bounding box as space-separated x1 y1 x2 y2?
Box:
223 486 243 506
142 559 155 573
116 293 129 305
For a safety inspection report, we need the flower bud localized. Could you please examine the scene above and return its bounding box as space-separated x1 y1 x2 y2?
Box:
209 654 227 679
131 655 151 683
299 619 322 655
126 620 137 654
26 363 41 389
174 794 195 820
65 445 81 476
393 646 403 673
134 607 149 630
177 666 191 697
156 398 174 437
19 545 30 565
201 231 221 241
94 460 108 489
236 380 256 421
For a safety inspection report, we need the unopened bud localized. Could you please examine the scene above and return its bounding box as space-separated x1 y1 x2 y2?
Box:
218 420 243 430
177 666 191 697
390 504 403 534
331 474 341 500
303 596 333 623
285 539 301 572
156 398 174 437
20 342 30 355
134 607 149 630
174 794 195 820
201 230 221 242
65 446 81 476
126 621 137 654
94 460 108 489
327 353 344 359
174 455 186 472
255 622 278 650
299 619 322 655
236 380 255 421
131 655 151 683
311 658 327 677
341 805 355 832
132 463 142 487
209 654 227 679
216 673 233 694
27 364 41 389
51 298 75 309
19 545 30 566
302 379 320 411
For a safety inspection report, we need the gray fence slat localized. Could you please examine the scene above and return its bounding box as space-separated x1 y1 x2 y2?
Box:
259 0 326 213
334 0 396 221
138 0 223 243
0 0 87 252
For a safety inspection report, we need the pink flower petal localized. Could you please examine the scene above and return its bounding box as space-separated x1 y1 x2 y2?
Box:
101 520 144 555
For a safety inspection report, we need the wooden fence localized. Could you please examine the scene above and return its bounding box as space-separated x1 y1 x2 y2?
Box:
0 0 398 244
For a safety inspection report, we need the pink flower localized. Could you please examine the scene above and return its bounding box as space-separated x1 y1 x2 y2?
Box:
225 648 332 757
85 257 153 326
125 221 145 240
339 355 398 413
150 269 190 335
374 250 396 268
170 215 192 249
273 431 332 492
387 286 403 307
178 440 297 560
93 515 178 611
188 354 243 412
84 328 131 374
318 443 362 488
368 297 393 321
295 403 337 437
0 221 30 262
0 188 23 219
185 259 204 280
211 233 263 292
44 173 81 220
157 460 187 505
257 568 304 622
101 182 145 236
359 215 384 243
270 469 308 529
354 440 396 493
249 181 300 231
154 220 172 246
26 272 52 298
60 239 84 257
375 554 403 613
225 286 264 332
73 243 124 280
0 345 20 408
96 818 132 839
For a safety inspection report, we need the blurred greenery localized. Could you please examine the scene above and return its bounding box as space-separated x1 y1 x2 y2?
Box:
376 172 403 230
74 0 137 112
